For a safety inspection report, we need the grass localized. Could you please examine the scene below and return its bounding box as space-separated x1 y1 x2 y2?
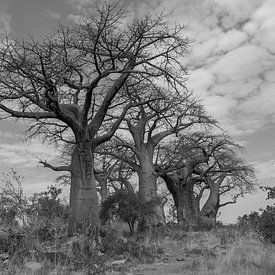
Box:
131 226 275 275
0 224 275 274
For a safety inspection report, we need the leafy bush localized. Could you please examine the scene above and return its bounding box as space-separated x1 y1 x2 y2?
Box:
257 205 275 242
100 190 159 233
27 185 68 221
68 235 106 274
100 226 163 264
237 198 275 242
0 169 28 227
0 228 30 264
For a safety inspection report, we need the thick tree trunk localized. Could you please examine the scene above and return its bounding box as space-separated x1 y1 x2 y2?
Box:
176 180 196 230
200 186 219 225
68 142 100 237
200 175 226 225
162 173 196 230
137 151 165 231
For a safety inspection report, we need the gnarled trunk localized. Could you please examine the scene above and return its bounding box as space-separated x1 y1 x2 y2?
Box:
200 175 226 225
68 141 100 237
200 187 219 225
177 180 196 229
162 173 196 230
137 150 165 231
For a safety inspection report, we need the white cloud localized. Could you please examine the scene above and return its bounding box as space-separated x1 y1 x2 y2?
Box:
188 68 215 96
0 141 58 168
178 1 275 140
200 95 236 127
44 9 61 20
249 0 275 53
253 160 275 180
0 131 19 139
215 30 247 53
66 0 92 11
0 0 12 34
67 14 86 24
210 45 271 81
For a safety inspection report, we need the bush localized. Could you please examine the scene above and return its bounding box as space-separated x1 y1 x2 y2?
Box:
27 185 68 221
237 207 275 242
0 169 28 227
258 206 275 242
0 228 30 264
100 227 163 264
100 190 160 234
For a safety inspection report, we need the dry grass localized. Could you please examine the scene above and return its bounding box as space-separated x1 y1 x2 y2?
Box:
213 240 275 275
132 226 275 275
1 225 275 274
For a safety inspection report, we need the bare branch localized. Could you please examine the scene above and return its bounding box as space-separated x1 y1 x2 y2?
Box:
38 158 71 172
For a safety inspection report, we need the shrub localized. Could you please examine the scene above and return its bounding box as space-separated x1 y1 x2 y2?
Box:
0 169 28 227
237 207 275 242
100 227 163 264
100 190 160 234
258 205 275 242
27 185 68 221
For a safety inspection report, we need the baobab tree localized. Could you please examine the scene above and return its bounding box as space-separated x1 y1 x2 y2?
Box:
159 132 256 227
100 83 214 230
159 132 222 228
0 4 190 236
199 146 256 224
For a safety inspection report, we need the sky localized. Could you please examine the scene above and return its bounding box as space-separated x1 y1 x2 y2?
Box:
0 0 275 223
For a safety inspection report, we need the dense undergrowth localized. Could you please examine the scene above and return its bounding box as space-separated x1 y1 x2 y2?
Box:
0 222 275 274
0 171 274 274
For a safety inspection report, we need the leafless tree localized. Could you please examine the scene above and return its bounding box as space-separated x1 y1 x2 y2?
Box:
99 82 215 230
199 144 256 224
159 132 221 228
159 132 256 228
0 4 190 236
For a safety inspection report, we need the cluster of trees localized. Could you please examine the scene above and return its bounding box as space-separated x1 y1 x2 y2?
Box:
0 4 256 238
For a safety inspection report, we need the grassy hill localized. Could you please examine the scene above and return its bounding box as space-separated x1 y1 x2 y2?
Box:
1 224 275 274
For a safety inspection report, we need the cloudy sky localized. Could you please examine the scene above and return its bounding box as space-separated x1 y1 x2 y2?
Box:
0 0 275 223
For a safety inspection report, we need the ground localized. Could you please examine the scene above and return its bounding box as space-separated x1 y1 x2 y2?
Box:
1 225 275 274
107 227 275 275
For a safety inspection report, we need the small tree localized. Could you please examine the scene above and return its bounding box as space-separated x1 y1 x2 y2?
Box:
27 185 68 221
100 190 140 234
0 169 28 227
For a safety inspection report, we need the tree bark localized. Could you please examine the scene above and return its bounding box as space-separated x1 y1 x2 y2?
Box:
161 173 196 230
67 142 100 237
137 149 165 231
176 179 196 230
200 190 220 224
200 189 219 225
95 174 109 203
200 175 226 225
